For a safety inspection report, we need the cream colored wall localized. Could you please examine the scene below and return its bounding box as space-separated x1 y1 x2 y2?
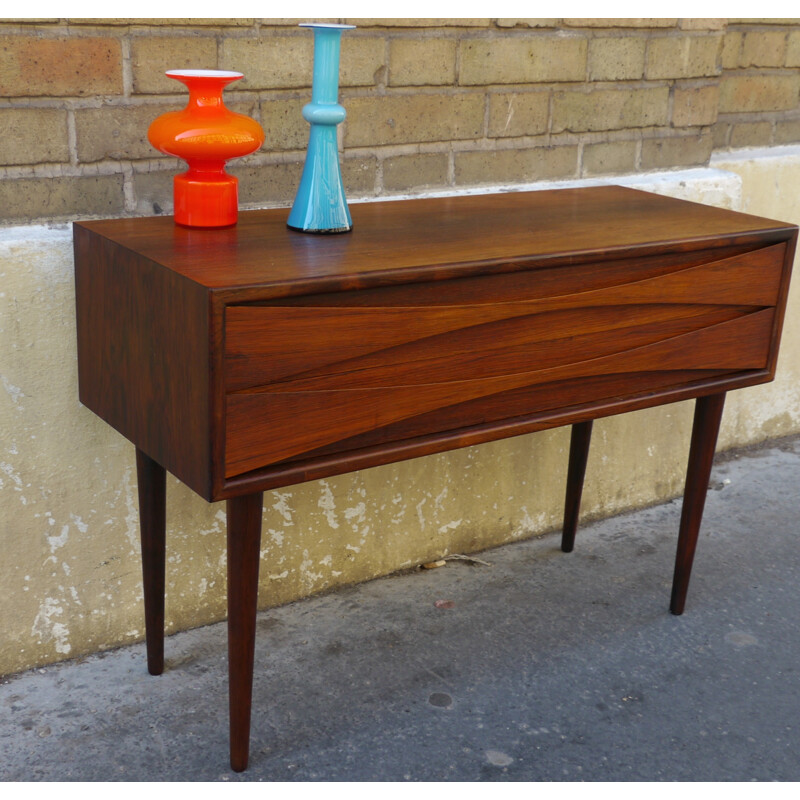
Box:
2 155 799 676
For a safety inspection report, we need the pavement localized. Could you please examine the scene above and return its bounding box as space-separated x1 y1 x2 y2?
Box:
2 434 800 782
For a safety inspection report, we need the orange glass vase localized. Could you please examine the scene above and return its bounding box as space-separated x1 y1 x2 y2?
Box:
147 69 265 228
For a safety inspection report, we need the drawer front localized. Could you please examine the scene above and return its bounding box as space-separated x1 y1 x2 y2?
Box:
224 243 784 478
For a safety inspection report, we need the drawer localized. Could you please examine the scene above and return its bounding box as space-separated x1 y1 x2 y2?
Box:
224 243 784 478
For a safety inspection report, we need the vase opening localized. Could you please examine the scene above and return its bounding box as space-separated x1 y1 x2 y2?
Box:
298 23 356 30
165 69 244 79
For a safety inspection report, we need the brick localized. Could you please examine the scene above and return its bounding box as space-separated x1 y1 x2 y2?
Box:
0 108 69 165
727 18 798 24
383 153 449 191
389 38 456 86
261 98 308 152
76 105 162 162
563 19 677 28
229 160 303 205
495 20 559 28
131 36 218 94
459 36 587 85
221 35 312 89
454 145 578 185
672 84 719 127
344 19 491 27
588 36 646 81
552 87 669 133
221 34 383 90
645 35 722 79
787 31 800 68
640 132 713 169
730 121 773 148
711 121 731 149
340 37 386 87
679 19 726 31
133 168 177 216
0 36 122 97
719 74 800 113
247 152 378 199
344 93 484 148
487 91 549 138
0 174 125 222
341 155 377 194
721 31 743 69
582 140 637 176
774 118 800 144
66 18 256 26
740 31 787 67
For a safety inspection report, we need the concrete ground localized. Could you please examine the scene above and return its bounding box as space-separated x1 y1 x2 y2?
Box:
2 435 800 782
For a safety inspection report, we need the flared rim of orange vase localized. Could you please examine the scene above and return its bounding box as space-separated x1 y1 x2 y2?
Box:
165 69 244 80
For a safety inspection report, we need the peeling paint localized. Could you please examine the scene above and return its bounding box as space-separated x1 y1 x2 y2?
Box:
344 502 366 524
272 491 295 525
415 497 427 530
0 460 23 491
267 528 284 546
31 598 71 655
1 375 25 405
299 550 323 587
47 524 69 554
317 481 340 529
119 465 141 553
438 519 462 535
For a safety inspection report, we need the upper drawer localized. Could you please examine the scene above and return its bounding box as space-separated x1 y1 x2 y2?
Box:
223 243 785 478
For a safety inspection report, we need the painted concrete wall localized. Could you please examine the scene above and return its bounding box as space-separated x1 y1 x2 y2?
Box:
2 154 799 676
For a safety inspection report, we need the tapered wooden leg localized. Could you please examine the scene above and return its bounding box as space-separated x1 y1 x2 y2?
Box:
561 420 593 553
670 392 726 616
227 492 264 773
136 448 166 676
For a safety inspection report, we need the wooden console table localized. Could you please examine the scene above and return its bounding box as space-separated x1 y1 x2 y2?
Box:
73 186 797 771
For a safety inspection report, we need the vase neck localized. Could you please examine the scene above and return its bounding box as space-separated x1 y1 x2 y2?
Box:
310 29 343 105
167 72 241 111
185 80 228 110
185 159 228 179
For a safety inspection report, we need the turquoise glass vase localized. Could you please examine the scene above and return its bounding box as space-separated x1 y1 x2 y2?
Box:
287 23 354 234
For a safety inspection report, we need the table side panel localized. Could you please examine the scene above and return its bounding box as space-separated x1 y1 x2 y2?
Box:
74 225 214 499
223 241 785 479
765 226 799 376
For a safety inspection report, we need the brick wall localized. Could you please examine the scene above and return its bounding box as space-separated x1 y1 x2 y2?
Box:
1 18 798 224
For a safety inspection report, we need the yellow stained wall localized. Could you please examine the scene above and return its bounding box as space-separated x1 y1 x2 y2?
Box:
2 154 800 676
